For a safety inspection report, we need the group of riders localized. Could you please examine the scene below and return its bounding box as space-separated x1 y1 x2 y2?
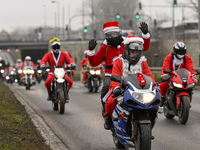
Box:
1 20 197 133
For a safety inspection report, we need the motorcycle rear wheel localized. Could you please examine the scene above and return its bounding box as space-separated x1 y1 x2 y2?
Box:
58 91 65 114
163 104 175 119
135 124 151 150
178 96 189 124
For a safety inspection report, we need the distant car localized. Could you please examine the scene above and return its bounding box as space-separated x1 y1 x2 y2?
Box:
122 29 135 37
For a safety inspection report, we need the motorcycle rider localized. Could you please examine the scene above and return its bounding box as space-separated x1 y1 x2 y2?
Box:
103 36 157 130
40 37 76 101
87 21 151 118
80 50 89 84
20 56 37 84
159 41 197 107
14 59 22 69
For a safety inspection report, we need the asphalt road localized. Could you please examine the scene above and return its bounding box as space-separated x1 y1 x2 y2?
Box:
6 81 200 150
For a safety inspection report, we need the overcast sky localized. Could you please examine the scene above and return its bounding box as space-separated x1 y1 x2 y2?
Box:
0 0 196 33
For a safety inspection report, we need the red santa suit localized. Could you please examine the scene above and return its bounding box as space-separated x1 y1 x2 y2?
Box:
80 57 89 83
87 35 150 76
40 51 75 91
104 55 156 117
159 52 195 98
20 61 37 79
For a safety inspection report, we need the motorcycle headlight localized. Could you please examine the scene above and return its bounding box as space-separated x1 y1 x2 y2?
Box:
46 68 50 72
96 70 101 75
27 69 31 74
0 63 2 66
188 83 195 88
6 76 9 79
37 70 42 73
90 70 95 75
11 71 14 75
132 92 155 104
55 70 64 78
18 69 22 74
173 82 182 88
23 70 27 74
1 69 4 73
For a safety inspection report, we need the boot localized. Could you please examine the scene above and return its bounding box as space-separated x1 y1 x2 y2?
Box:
104 116 112 130
160 97 165 107
47 90 52 101
65 90 69 100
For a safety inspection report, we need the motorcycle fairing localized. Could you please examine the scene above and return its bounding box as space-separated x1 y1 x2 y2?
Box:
176 92 191 108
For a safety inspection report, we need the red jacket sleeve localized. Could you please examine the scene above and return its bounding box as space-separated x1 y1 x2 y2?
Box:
141 61 156 84
142 37 150 52
161 53 172 75
110 58 123 90
31 62 37 69
20 62 25 69
64 53 75 64
185 55 195 75
87 44 107 67
80 58 86 67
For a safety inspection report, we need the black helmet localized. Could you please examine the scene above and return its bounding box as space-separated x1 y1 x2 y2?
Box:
105 30 122 46
173 41 186 59
124 36 144 65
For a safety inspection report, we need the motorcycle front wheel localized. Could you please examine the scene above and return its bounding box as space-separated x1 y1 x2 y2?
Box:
94 80 98 93
134 124 151 150
57 91 65 114
178 96 189 124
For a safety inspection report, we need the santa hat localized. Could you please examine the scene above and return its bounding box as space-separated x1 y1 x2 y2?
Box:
124 36 144 45
103 21 120 33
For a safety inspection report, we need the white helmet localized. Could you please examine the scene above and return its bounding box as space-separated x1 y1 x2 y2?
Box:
17 59 22 63
25 56 31 61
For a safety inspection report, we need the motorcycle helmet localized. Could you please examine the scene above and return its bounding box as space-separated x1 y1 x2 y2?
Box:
124 36 144 65
25 56 31 61
17 59 22 63
173 41 186 59
49 37 61 53
103 21 122 47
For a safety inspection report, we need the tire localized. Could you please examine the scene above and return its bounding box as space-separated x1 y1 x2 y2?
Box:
57 91 65 114
94 80 98 93
112 130 125 149
178 96 189 124
134 124 151 150
52 102 58 111
163 104 175 119
26 84 30 90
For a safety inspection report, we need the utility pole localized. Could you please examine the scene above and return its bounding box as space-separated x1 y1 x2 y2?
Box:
198 0 200 58
172 3 175 44
63 7 65 40
91 0 94 38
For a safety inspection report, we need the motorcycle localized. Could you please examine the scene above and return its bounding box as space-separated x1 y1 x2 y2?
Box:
109 73 161 149
36 68 43 83
65 64 73 80
22 66 36 90
0 68 5 81
45 65 75 114
161 68 200 124
16 68 23 85
86 66 102 93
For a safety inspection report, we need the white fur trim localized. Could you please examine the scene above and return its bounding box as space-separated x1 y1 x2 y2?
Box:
103 27 119 33
105 73 111 76
112 54 122 64
103 40 107 45
51 41 61 46
142 33 150 39
87 50 95 56
117 45 121 49
124 37 144 45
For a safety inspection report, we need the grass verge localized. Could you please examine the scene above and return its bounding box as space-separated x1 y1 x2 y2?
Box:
0 81 51 150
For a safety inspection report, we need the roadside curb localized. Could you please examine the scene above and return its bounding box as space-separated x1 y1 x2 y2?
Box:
6 84 68 150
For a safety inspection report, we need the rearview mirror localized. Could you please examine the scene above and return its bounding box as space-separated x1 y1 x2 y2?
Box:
161 75 172 82
111 75 121 82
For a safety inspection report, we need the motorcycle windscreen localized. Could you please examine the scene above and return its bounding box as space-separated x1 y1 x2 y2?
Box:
175 68 189 80
123 74 152 89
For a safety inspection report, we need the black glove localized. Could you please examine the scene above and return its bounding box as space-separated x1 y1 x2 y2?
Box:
88 39 97 51
113 87 122 97
71 63 76 70
139 22 148 34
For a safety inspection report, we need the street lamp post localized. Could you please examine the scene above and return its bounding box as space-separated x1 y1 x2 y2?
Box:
52 1 60 38
43 5 46 28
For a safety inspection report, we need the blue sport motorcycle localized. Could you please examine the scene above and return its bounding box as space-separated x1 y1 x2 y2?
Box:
110 73 161 150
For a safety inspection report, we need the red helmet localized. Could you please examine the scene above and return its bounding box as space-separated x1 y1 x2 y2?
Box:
173 42 186 59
